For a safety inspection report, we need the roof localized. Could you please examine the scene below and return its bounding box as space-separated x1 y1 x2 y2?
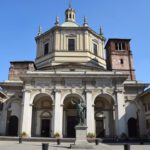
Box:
35 26 105 41
61 21 79 27
105 38 131 48
139 88 150 97
10 61 34 64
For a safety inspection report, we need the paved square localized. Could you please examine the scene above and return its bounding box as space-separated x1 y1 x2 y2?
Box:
0 141 150 150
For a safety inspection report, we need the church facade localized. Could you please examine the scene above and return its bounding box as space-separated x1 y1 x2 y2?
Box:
0 5 149 138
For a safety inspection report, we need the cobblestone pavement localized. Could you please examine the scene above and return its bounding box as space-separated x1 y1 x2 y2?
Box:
0 141 150 150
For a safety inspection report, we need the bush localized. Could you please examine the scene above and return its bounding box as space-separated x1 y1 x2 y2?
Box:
54 132 60 138
120 133 128 140
20 132 27 138
87 133 96 138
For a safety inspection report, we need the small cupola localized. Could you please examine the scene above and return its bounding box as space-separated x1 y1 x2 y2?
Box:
65 2 76 22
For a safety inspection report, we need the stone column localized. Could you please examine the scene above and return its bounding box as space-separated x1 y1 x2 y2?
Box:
53 90 63 137
115 89 126 136
85 90 95 133
20 89 32 137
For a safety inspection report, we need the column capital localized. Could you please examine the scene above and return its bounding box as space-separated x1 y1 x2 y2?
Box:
85 89 92 93
115 89 124 93
53 89 61 93
22 89 31 93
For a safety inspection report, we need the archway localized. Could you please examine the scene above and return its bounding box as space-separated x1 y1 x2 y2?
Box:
63 94 81 138
94 94 114 138
31 93 53 137
128 118 137 137
8 116 18 136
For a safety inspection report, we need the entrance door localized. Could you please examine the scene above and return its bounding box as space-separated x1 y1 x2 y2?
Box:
41 119 50 137
67 116 78 137
96 119 105 138
128 118 137 137
8 116 18 136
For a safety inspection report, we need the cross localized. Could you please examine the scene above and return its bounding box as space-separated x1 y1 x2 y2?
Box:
69 0 72 8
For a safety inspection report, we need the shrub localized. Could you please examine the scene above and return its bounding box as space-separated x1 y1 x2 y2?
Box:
20 132 27 138
120 132 128 140
87 133 96 138
54 132 60 138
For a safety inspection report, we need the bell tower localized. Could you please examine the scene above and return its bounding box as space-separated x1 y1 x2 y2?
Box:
105 39 135 80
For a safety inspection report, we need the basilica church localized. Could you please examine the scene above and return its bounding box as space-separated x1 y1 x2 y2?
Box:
0 4 150 139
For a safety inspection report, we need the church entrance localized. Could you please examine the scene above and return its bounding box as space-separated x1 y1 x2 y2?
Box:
8 116 18 136
41 119 50 137
96 119 104 138
67 116 78 137
128 118 137 137
63 94 81 138
31 93 53 137
94 94 114 138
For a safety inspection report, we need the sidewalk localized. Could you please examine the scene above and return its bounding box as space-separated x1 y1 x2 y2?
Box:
0 141 150 150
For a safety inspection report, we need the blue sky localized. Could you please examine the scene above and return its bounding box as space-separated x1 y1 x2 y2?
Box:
0 0 150 83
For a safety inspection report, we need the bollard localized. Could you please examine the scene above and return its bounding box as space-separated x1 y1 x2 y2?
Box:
19 137 22 144
140 141 144 145
95 139 99 145
42 143 49 150
57 139 60 145
124 144 130 150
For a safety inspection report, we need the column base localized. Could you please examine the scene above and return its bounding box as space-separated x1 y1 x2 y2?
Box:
70 125 93 149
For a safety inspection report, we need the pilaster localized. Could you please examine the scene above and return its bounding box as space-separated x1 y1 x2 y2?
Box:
53 89 63 137
20 89 32 137
115 89 126 136
85 90 95 133
84 31 89 51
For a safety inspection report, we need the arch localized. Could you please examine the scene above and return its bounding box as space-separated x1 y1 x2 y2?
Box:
93 93 115 106
62 93 82 138
31 93 53 137
94 93 115 138
8 115 18 136
61 92 84 105
31 92 54 105
128 117 138 137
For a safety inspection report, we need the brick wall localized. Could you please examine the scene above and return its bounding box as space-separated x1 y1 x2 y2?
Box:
8 61 35 81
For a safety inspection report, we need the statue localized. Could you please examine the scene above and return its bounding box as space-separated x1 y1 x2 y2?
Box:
71 99 86 125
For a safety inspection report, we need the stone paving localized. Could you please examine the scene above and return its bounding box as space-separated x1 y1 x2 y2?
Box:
0 141 150 150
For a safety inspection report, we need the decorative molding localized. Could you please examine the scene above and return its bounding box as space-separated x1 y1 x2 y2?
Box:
71 88 76 93
40 88 46 93
53 89 61 93
96 79 112 87
106 88 114 95
85 89 92 93
35 80 52 88
115 89 123 93
65 79 82 87
125 95 136 101
22 89 31 93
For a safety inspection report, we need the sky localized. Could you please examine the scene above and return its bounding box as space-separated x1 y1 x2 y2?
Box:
0 0 150 84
